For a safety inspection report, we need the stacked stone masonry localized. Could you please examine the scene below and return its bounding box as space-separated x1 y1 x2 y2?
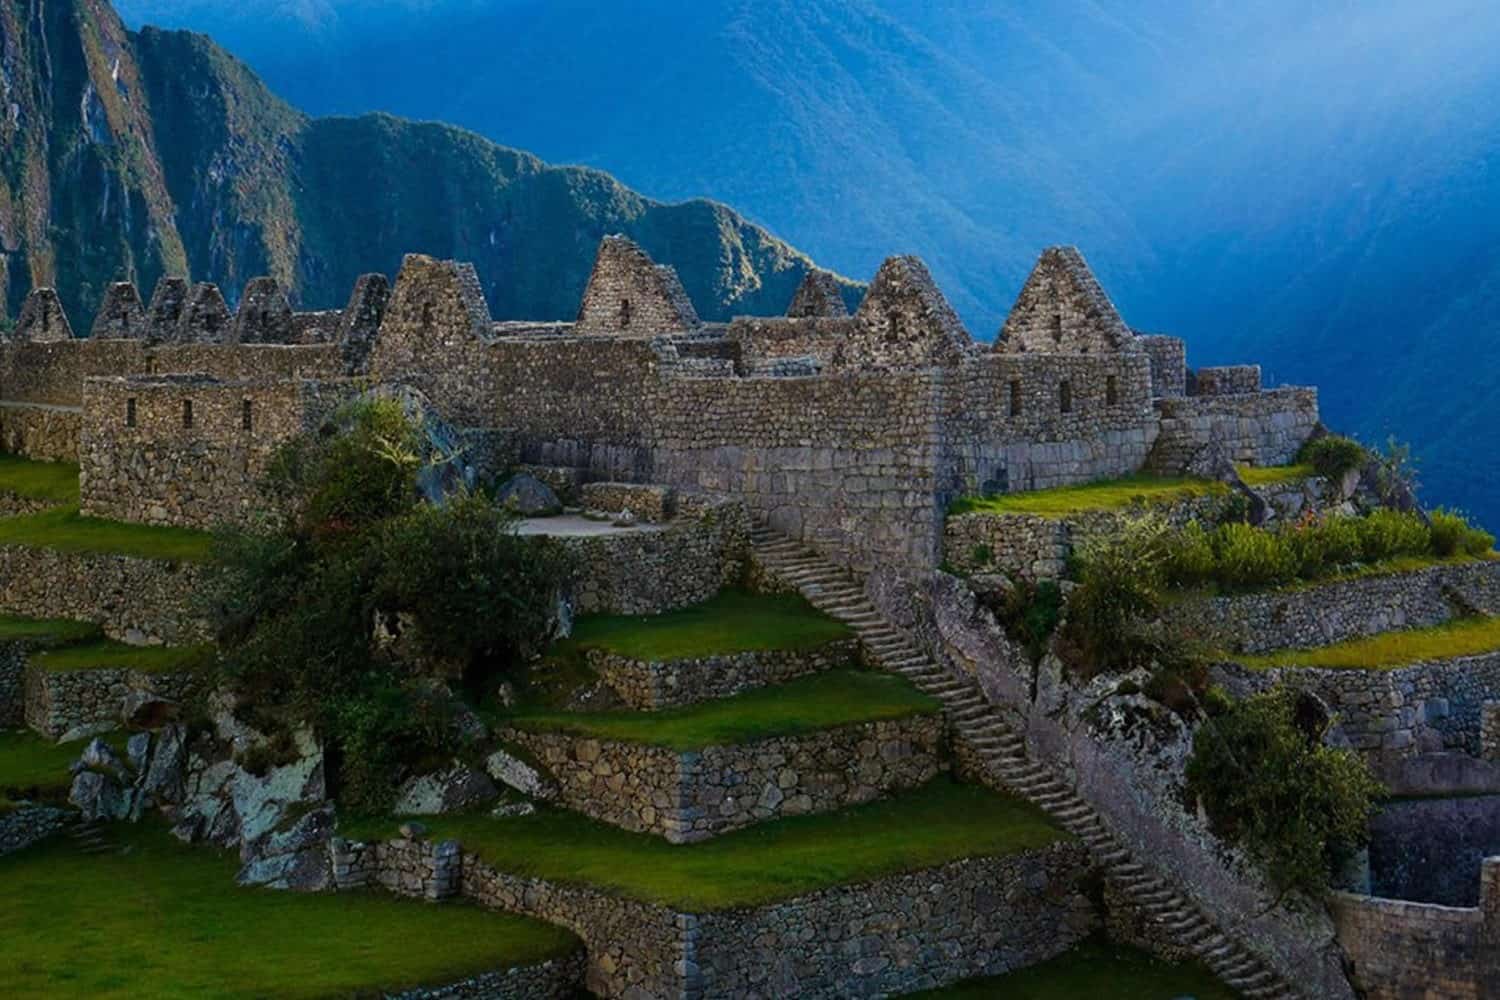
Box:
588 638 863 710
579 481 675 522
0 641 25 726
503 713 945 842
24 664 199 740
0 546 208 645
0 804 70 857
331 832 1096 1000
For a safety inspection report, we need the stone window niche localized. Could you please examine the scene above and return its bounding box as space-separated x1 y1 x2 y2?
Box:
125 397 137 428
241 399 253 432
1009 379 1023 417
1059 380 1073 414
1106 375 1119 406
619 298 632 329
182 400 194 429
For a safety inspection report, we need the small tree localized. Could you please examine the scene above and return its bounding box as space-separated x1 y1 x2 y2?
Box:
1186 687 1382 899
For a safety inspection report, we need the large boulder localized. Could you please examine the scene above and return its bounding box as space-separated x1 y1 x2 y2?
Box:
236 804 337 891
392 760 498 815
496 474 562 517
485 746 558 801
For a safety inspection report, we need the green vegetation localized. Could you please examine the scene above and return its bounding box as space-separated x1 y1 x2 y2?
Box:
562 589 852 661
0 730 125 800
33 639 214 675
1431 508 1497 557
948 466 1308 520
979 577 1063 664
1239 617 1500 671
914 937 1234 999
1186 687 1382 898
0 506 214 562
509 670 938 751
0 821 578 1000
0 456 80 503
1298 434 1370 481
352 779 1065 911
207 400 568 811
0 614 101 645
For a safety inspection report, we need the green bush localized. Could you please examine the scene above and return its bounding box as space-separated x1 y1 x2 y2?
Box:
1061 515 1175 675
1430 509 1496 557
981 577 1063 664
1186 687 1383 898
1210 522 1299 589
1297 435 1368 482
1163 521 1215 588
1354 508 1431 563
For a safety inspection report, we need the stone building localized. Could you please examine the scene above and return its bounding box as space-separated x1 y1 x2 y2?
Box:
0 238 1318 566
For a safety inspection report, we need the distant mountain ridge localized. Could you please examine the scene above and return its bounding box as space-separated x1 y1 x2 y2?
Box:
0 0 859 334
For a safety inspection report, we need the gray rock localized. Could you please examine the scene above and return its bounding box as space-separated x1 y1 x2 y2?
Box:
121 689 179 729
81 738 129 780
399 821 430 840
69 769 137 822
126 732 153 774
140 724 188 802
236 804 336 891
392 761 498 815
491 801 537 818
485 747 558 801
496 474 562 517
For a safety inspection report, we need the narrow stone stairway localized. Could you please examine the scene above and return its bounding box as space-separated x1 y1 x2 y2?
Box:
749 524 1300 1000
69 818 117 856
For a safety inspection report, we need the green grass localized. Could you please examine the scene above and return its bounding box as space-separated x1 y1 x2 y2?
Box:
913 936 1234 999
32 639 214 674
509 669 938 750
348 779 1067 911
1238 616 1500 671
0 821 579 1000
561 588 853 660
0 456 80 503
0 505 214 562
0 614 101 645
948 466 1310 519
0 730 126 799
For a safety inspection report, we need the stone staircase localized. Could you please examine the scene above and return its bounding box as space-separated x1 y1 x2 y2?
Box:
749 524 1300 1000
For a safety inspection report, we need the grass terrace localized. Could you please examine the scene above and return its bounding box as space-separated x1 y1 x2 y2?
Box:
33 638 214 674
508 669 938 750
0 729 126 801
1238 617 1500 671
347 778 1067 911
0 614 101 645
915 937 1234 999
0 455 80 503
0 505 214 562
560 588 853 661
0 821 579 1000
949 465 1310 519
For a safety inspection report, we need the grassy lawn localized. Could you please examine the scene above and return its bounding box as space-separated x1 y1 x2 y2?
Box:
0 455 80 503
33 639 214 674
1238 616 1500 671
0 505 214 562
0 614 100 645
948 466 1308 519
0 821 579 1000
561 588 852 661
913 936 1234 999
508 669 938 750
348 778 1068 912
0 730 126 800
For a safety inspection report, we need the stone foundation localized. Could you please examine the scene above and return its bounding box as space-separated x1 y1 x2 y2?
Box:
588 638 862 710
0 546 208 645
0 803 70 856
332 832 1095 1000
0 403 81 461
580 482 674 522
503 714 946 842
24 665 199 740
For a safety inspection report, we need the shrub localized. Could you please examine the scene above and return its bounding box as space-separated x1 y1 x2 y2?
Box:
969 543 994 568
1186 686 1383 899
1354 508 1431 563
1298 434 1368 482
1210 522 1299 589
1061 515 1175 675
981 577 1062 664
1430 509 1496 557
1163 521 1216 588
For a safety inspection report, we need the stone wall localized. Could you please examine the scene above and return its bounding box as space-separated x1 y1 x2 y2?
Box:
24 664 200 740
0 402 81 460
503 713 945 842
1330 859 1500 1000
386 955 585 1000
588 638 862 710
0 546 208 645
561 495 748 615
574 236 700 337
1171 560 1500 654
1191 365 1261 396
1147 387 1319 473
333 830 1095 1000
996 246 1135 355
0 641 25 726
0 803 70 857
1369 796 1500 907
691 847 1097 997
1136 334 1187 398
579 482 674 522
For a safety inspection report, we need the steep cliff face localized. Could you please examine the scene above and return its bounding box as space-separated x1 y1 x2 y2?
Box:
0 0 858 330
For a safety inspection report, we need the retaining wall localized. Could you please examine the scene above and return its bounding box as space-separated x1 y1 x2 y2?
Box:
588 638 862 710
0 804 70 857
24 665 199 740
0 642 24 727
0 546 208 645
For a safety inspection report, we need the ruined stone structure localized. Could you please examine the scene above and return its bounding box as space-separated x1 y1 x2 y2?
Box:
0 237 1318 573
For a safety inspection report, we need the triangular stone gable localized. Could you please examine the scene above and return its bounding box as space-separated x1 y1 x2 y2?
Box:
90 282 147 339
338 273 391 374
996 246 1135 354
15 288 74 342
232 277 295 344
848 255 973 368
787 269 850 318
174 283 233 344
575 235 701 336
145 276 189 342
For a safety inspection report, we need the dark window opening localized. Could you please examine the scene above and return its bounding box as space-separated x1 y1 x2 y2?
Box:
1059 380 1073 414
1051 313 1063 342
620 298 632 329
421 302 433 328
887 311 900 341
1009 379 1023 417
125 397 136 428
1106 375 1119 406
182 400 194 429
242 399 253 431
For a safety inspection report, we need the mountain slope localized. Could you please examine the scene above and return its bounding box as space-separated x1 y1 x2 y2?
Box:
0 0 857 331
